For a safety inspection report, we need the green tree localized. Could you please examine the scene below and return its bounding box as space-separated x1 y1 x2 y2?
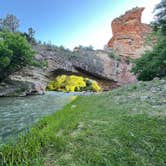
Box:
153 0 166 34
0 30 35 80
132 0 166 81
28 27 36 43
28 27 35 38
20 28 36 44
0 42 13 70
132 37 166 80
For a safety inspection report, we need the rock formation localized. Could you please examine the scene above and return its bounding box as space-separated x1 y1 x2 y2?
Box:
107 7 152 59
0 45 76 96
71 48 137 86
0 45 136 96
0 7 153 96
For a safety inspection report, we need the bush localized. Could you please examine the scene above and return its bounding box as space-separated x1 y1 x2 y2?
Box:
153 0 166 35
91 81 101 92
0 42 13 69
132 37 166 81
132 0 166 81
47 75 101 92
0 30 35 80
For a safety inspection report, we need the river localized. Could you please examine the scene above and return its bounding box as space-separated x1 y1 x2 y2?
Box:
0 92 81 144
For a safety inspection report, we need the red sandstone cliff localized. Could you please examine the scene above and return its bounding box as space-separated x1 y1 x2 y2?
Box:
107 7 152 59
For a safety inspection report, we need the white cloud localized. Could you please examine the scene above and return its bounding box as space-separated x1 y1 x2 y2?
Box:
130 0 161 23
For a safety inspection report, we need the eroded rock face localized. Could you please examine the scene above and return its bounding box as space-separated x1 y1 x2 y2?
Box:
107 7 152 59
0 45 75 96
71 49 137 85
0 46 136 96
0 67 47 96
1 8 153 96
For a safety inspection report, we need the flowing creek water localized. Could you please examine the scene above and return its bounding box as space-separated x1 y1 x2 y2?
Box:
0 92 84 144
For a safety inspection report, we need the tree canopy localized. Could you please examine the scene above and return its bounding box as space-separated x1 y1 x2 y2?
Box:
0 31 34 80
132 0 166 81
153 0 166 34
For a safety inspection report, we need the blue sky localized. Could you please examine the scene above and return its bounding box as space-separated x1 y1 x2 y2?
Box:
0 0 160 49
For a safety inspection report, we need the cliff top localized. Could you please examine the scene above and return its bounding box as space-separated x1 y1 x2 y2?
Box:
113 7 145 23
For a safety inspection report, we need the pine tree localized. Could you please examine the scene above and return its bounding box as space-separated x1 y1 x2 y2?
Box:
28 27 35 42
154 0 166 34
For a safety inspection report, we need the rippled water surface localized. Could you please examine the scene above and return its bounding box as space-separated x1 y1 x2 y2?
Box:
0 92 77 143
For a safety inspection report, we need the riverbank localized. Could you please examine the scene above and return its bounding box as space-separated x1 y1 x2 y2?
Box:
0 79 166 166
0 92 80 144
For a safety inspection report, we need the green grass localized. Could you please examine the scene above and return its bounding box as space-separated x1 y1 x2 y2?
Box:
0 80 166 166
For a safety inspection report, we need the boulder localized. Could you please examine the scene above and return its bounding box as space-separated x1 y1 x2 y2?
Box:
0 67 47 96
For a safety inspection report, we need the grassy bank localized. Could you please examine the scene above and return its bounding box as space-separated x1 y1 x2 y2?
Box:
0 80 166 166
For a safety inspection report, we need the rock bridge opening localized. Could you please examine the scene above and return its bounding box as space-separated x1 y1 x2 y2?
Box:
48 68 119 91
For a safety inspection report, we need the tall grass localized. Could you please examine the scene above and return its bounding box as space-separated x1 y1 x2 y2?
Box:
0 98 82 166
0 80 166 166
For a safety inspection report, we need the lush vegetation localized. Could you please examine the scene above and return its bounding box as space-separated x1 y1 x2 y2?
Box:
132 36 166 80
0 14 52 81
0 30 35 80
47 75 101 92
0 79 166 165
132 0 166 81
152 0 166 35
21 27 36 44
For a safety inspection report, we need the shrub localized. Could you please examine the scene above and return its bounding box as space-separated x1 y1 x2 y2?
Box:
132 0 166 81
91 81 101 92
47 75 101 92
65 75 86 92
153 0 166 35
0 42 13 69
0 30 35 80
132 37 166 81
